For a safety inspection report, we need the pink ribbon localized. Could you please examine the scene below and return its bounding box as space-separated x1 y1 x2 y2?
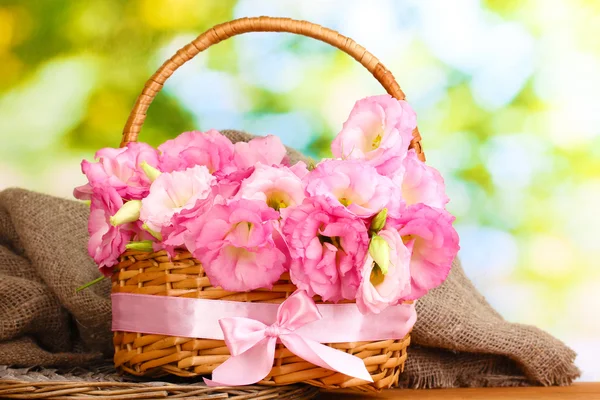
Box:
112 291 417 386
204 290 372 386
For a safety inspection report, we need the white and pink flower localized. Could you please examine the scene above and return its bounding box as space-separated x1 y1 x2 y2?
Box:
158 130 235 174
235 163 305 212
186 199 287 292
388 204 459 300
140 165 216 232
331 95 416 177
159 192 216 255
396 149 449 209
74 142 159 201
282 196 369 302
304 159 399 218
357 229 412 314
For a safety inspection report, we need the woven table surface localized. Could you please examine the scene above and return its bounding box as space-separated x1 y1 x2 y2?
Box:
1 365 594 399
0 365 320 399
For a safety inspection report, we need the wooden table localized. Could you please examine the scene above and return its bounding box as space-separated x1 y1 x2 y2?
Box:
316 383 599 399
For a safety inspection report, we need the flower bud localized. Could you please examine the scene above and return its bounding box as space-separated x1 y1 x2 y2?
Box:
142 223 163 241
370 208 388 233
369 234 390 275
140 161 161 182
109 200 142 226
126 240 154 252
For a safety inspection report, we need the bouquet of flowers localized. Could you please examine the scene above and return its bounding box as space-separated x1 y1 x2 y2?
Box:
75 95 459 314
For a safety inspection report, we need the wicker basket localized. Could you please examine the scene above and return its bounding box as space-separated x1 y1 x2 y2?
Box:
112 16 425 392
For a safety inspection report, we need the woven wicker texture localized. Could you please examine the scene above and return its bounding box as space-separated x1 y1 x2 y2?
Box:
119 16 425 161
113 250 410 392
0 365 319 400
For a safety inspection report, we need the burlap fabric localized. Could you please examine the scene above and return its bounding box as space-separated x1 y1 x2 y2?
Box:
0 131 580 387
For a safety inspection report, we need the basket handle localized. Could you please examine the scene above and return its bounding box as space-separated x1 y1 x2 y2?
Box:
121 16 424 161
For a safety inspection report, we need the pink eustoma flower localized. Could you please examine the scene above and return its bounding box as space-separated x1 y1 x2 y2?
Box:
331 95 416 177
159 191 216 255
396 149 449 209
356 229 412 314
158 130 235 174
233 135 288 170
304 159 399 218
289 161 310 179
282 196 369 302
74 142 159 201
88 186 135 276
214 167 255 201
140 165 215 232
388 204 460 300
235 163 305 212
186 199 287 292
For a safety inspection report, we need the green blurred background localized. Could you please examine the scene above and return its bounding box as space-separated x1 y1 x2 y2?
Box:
1 0 598 380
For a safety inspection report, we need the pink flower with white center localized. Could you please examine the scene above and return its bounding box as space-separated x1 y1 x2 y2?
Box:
356 229 412 314
388 204 459 300
158 130 235 174
282 196 369 302
233 135 288 169
304 159 399 218
88 186 135 275
395 149 449 209
140 165 215 232
235 163 305 212
331 95 416 177
186 199 287 292
74 142 159 201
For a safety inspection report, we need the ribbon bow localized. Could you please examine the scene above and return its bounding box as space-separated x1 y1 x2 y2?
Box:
205 290 373 386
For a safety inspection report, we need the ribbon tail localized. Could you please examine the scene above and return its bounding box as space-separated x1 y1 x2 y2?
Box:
281 334 373 383
204 337 276 387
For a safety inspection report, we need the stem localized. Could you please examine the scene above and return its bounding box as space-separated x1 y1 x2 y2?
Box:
75 276 105 292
